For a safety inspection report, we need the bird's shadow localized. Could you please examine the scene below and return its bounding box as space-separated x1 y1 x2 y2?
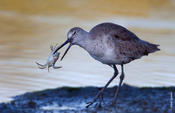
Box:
0 84 174 113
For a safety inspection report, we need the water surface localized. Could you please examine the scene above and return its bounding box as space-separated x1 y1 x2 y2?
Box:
0 0 175 102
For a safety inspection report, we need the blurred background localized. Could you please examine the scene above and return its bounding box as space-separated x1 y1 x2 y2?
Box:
0 0 175 102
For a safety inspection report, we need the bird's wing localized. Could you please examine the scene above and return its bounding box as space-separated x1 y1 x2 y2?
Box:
89 23 159 60
111 27 139 41
113 31 159 61
110 25 150 60
90 22 139 41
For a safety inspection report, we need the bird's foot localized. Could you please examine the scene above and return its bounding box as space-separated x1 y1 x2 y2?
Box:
112 100 116 106
86 93 104 108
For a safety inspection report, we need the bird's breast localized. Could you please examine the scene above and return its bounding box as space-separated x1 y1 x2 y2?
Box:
85 37 121 64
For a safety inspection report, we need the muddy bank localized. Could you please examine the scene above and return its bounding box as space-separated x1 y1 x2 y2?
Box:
0 84 174 113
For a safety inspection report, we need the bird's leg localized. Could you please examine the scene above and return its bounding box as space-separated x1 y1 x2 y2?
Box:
98 92 105 108
86 65 118 108
112 64 125 105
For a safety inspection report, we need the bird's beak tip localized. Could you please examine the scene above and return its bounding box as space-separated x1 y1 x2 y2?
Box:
53 39 70 54
60 43 72 61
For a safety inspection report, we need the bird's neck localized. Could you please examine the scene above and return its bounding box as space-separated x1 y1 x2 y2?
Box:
76 33 93 51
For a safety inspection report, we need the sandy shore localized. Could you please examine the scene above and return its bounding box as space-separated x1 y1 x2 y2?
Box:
0 84 174 113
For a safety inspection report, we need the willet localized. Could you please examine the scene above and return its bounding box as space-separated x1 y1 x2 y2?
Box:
54 22 160 107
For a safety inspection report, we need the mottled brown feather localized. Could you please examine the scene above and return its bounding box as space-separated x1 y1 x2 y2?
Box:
90 22 160 64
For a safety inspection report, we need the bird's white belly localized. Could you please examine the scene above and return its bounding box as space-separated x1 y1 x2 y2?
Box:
85 36 122 64
90 48 121 64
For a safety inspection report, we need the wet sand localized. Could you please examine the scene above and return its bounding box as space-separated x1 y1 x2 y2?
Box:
0 84 174 113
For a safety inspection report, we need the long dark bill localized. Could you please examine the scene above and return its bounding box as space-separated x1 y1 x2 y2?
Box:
53 39 72 61
60 43 72 61
53 39 70 54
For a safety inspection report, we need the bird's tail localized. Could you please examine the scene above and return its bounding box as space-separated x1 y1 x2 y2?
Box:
148 43 160 53
140 39 160 55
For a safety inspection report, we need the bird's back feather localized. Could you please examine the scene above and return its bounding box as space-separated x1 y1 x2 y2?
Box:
89 22 160 64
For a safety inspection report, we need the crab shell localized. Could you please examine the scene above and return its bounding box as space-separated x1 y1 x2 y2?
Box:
47 52 60 66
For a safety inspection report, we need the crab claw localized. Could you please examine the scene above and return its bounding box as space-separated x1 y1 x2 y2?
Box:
35 62 46 69
53 66 62 69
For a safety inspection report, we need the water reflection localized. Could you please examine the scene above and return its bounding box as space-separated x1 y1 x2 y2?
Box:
0 0 175 102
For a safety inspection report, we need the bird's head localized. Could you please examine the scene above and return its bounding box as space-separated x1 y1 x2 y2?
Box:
53 27 86 61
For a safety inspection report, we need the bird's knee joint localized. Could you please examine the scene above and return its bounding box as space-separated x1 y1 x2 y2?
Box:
120 74 124 80
114 71 119 76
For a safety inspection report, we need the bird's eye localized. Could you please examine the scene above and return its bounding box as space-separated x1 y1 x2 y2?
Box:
73 31 76 35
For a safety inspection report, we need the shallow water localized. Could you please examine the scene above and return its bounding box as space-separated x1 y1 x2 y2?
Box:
0 0 175 102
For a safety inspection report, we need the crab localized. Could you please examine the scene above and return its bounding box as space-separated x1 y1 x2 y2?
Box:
36 44 62 72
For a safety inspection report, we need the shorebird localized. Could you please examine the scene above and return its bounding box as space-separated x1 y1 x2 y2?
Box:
53 22 160 107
